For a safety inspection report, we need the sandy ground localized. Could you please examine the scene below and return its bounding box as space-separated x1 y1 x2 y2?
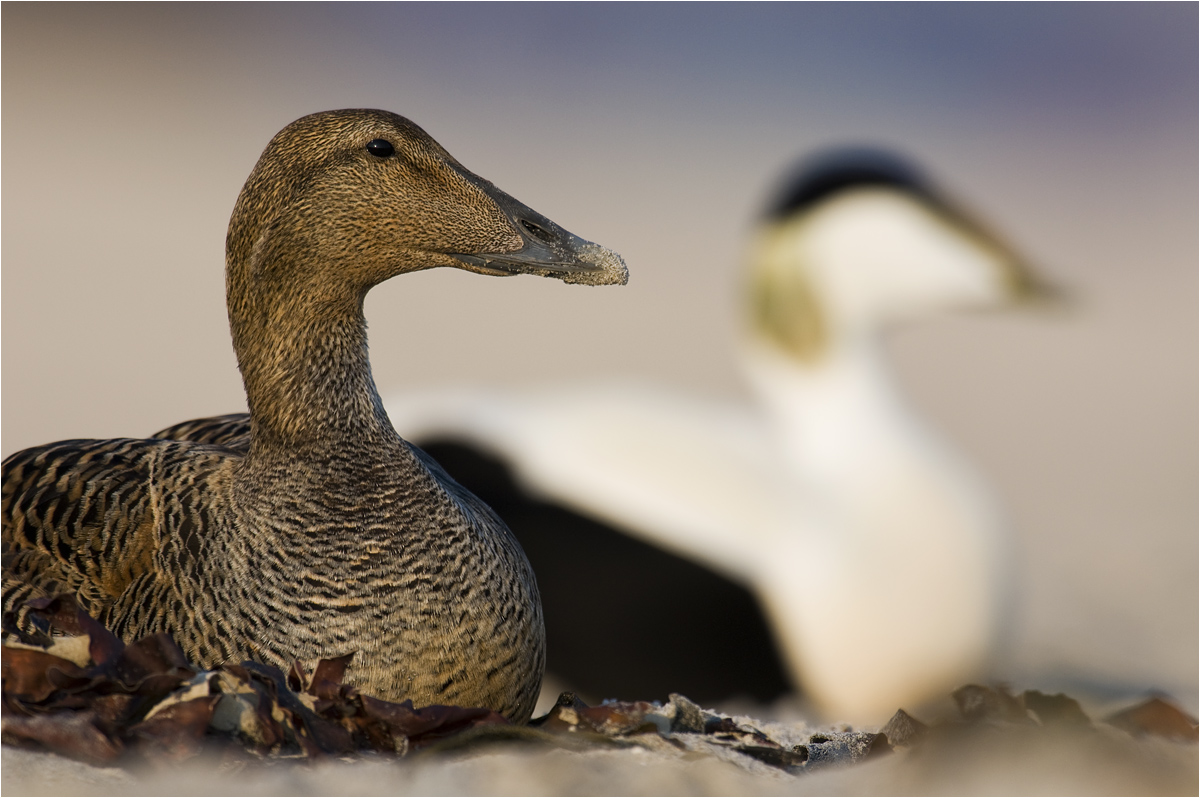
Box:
4 722 1196 796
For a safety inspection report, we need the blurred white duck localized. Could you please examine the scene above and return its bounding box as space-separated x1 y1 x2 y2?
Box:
388 149 1051 721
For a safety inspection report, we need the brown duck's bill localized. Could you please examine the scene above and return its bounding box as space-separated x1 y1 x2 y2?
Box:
452 239 628 286
451 179 628 286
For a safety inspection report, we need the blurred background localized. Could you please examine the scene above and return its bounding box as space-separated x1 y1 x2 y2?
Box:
3 4 1195 711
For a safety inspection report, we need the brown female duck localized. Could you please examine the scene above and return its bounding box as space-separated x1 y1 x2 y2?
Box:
2 109 627 722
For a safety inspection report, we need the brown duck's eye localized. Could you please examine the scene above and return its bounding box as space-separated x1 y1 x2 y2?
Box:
366 139 395 158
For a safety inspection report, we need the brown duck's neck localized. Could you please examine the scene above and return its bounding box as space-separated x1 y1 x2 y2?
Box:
228 278 399 455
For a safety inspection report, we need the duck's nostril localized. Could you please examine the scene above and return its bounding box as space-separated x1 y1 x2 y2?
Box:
520 219 555 244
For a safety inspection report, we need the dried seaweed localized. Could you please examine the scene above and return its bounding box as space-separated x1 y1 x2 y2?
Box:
1106 696 1199 741
2 597 1196 781
2 598 513 765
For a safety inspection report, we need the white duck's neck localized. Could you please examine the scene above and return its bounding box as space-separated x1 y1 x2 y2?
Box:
741 331 922 481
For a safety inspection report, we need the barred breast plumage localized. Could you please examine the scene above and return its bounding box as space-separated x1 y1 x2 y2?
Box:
2 109 628 722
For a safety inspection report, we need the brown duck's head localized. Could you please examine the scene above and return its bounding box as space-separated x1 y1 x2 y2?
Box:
227 109 627 303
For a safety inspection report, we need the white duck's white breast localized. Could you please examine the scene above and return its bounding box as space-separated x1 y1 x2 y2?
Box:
740 338 1006 718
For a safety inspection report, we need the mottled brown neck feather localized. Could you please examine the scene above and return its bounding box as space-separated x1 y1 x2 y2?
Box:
224 116 398 453
231 284 393 453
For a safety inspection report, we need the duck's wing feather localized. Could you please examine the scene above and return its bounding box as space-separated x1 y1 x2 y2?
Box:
3 439 162 628
2 437 230 633
153 413 250 451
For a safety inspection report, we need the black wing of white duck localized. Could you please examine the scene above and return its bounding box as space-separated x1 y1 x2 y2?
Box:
385 148 1055 721
2 109 627 724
